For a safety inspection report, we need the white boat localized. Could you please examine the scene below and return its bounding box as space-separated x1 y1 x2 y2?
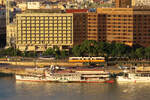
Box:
117 72 150 83
15 66 114 83
15 74 51 82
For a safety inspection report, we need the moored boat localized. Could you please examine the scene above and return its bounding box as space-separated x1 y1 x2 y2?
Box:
15 66 114 83
117 70 150 83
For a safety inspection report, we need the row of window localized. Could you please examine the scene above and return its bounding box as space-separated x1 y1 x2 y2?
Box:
112 37 131 39
19 21 72 24
18 29 72 31
107 33 131 35
18 36 72 38
17 40 72 44
106 15 150 17
20 16 72 20
17 39 72 41
18 31 72 34
18 26 72 29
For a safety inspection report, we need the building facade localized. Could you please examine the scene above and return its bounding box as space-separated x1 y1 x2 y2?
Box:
0 9 6 47
6 23 16 47
71 8 150 47
115 0 131 8
87 12 98 41
132 0 150 7
97 8 150 47
66 9 88 45
133 9 150 47
73 13 87 45
7 8 150 51
15 13 73 51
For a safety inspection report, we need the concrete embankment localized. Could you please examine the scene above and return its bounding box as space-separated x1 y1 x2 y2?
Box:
0 66 123 75
0 60 123 75
0 60 83 75
0 67 122 74
0 67 26 75
0 60 83 67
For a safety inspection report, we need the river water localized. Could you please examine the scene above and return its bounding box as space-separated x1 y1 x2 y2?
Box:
0 76 150 100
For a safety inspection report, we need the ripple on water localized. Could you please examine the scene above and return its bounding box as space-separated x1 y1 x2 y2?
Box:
1 77 150 100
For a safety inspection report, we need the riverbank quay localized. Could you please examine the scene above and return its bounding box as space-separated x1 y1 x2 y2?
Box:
1 58 148 76
0 60 83 67
0 64 123 76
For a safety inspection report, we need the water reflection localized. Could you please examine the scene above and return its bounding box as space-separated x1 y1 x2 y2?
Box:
15 81 115 100
1 77 150 100
13 81 150 100
116 83 150 100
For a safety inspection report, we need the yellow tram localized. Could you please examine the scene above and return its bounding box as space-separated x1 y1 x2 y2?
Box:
69 57 105 63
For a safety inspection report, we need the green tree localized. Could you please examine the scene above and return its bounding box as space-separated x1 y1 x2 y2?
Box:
15 49 22 56
72 45 81 56
129 50 136 59
80 40 91 56
80 40 98 56
114 43 129 57
135 47 145 59
27 52 37 57
97 42 107 56
60 50 67 59
22 51 28 57
42 47 54 56
104 42 114 57
145 46 150 59
53 46 61 59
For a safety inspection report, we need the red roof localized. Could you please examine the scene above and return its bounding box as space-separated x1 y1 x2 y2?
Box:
66 9 88 13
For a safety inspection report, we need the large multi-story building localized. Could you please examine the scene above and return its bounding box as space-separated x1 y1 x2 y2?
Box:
133 8 150 47
6 23 16 47
132 0 150 7
6 8 150 51
0 9 6 47
70 8 150 47
73 13 87 45
15 13 73 51
66 9 88 45
87 12 98 41
97 8 150 47
115 0 131 8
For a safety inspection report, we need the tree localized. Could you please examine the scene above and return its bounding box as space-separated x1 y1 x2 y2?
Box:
80 40 91 56
135 47 145 59
104 42 113 57
53 46 61 59
15 49 22 56
27 52 37 57
114 43 130 57
129 50 136 60
60 50 67 59
72 45 81 56
42 47 54 56
80 40 98 56
145 46 150 59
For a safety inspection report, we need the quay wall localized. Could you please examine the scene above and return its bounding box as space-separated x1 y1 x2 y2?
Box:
0 66 122 75
0 61 83 67
0 61 122 75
